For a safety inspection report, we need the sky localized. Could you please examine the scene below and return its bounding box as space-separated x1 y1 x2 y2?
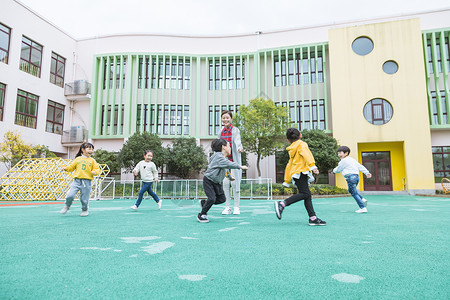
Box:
17 0 450 39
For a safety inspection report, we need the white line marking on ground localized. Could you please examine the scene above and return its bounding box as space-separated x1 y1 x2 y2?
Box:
178 275 206 281
332 273 365 283
181 237 199 240
129 254 138 258
141 242 175 254
120 236 160 243
238 222 250 225
218 227 237 232
79 247 112 251
361 241 374 244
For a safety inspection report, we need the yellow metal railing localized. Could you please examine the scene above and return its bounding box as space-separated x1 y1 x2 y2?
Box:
0 158 109 201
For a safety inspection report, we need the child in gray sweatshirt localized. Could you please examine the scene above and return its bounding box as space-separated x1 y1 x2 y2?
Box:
197 139 248 223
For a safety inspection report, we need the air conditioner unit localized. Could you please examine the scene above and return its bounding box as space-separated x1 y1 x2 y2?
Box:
73 80 85 94
69 126 86 142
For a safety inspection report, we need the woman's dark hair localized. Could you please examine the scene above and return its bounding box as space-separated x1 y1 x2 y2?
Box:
337 146 351 154
221 110 233 118
286 128 301 143
75 142 94 158
144 150 153 156
211 139 228 152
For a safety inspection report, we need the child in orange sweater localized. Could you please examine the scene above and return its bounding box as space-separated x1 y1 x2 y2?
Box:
274 128 326 226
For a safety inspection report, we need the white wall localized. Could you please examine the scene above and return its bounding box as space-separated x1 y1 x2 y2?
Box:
0 0 77 162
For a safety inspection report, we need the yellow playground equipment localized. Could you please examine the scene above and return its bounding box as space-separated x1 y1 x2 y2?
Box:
0 158 109 201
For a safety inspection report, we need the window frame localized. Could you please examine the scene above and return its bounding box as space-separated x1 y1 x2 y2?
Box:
432 146 450 183
0 82 5 121
15 89 39 129
46 100 65 134
0 23 11 64
19 36 43 77
50 52 66 87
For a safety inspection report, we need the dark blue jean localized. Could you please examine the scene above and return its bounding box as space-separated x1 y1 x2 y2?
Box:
135 181 160 207
345 174 365 208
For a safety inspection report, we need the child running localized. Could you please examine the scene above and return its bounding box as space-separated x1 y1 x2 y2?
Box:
274 128 326 226
60 142 101 217
333 146 372 213
198 139 248 223
130 150 161 210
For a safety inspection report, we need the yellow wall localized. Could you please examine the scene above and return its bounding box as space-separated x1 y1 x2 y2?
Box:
328 19 435 193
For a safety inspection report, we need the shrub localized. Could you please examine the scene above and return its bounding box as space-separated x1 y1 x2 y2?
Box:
272 183 348 196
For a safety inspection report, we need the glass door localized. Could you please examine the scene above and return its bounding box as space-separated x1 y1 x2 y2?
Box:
362 151 393 191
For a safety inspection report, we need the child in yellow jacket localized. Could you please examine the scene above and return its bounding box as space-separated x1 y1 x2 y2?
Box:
60 142 101 217
274 128 326 226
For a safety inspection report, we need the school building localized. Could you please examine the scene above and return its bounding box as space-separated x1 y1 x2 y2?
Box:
1 0 449 194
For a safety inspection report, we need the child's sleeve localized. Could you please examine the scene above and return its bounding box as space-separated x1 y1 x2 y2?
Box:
65 159 78 172
152 163 159 179
92 159 101 176
133 162 140 174
357 162 370 175
216 155 241 169
284 158 293 184
333 161 344 173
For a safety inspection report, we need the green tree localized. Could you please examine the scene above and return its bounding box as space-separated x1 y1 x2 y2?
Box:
33 145 57 158
234 98 290 177
93 149 120 174
166 137 207 179
0 131 36 170
118 132 166 173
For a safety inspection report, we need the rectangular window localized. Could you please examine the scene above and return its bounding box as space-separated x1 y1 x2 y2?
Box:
275 52 324 87
276 99 325 130
183 106 189 135
0 23 11 64
0 82 5 121
209 58 245 90
430 91 448 125
103 58 126 89
101 104 124 135
432 146 450 183
50 52 66 87
427 35 446 74
15 90 39 129
46 100 64 134
20 36 43 77
144 58 190 89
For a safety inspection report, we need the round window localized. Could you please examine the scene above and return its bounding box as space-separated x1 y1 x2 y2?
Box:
363 99 393 125
352 37 374 56
382 61 398 74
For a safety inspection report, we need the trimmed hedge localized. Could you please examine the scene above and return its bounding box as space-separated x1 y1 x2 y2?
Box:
272 183 348 196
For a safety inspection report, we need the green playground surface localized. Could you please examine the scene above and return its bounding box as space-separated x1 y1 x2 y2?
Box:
1 195 449 299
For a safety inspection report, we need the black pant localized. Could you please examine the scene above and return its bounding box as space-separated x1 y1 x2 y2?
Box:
201 176 226 215
284 173 316 217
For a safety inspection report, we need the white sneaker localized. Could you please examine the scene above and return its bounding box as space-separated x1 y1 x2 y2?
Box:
222 207 232 215
157 200 162 210
80 210 89 217
130 205 138 210
60 206 70 214
355 207 368 213
233 207 240 215
362 198 368 207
